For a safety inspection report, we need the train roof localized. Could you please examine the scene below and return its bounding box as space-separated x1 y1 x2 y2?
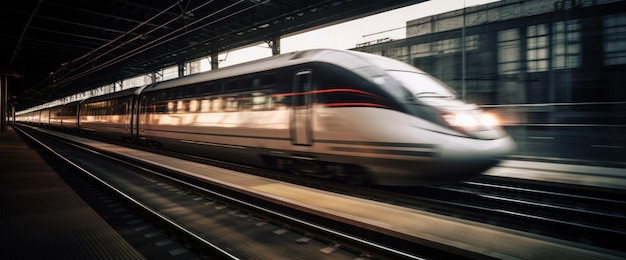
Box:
81 86 147 104
143 48 425 93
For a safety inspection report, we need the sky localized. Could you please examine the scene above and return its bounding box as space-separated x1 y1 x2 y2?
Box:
216 0 500 68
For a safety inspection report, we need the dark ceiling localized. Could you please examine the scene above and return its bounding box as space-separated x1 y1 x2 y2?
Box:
1 0 426 110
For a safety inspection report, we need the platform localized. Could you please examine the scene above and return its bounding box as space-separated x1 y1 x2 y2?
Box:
0 126 144 259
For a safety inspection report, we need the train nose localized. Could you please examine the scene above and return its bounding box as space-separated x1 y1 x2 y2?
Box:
440 135 516 161
416 135 516 184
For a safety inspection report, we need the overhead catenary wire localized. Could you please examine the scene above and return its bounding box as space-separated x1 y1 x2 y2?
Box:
44 0 258 94
35 0 212 96
67 0 187 66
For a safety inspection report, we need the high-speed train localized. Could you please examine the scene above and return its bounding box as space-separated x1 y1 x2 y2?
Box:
17 49 515 186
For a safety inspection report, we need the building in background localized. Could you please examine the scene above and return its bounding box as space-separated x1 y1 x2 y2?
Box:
353 0 626 125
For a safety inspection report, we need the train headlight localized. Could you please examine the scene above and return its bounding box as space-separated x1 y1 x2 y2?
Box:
442 113 479 128
479 113 498 127
441 112 499 132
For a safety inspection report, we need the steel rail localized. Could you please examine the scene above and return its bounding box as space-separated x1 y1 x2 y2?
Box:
13 125 240 260
16 125 427 260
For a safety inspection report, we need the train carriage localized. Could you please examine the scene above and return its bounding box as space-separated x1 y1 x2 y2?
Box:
133 49 515 185
49 101 81 130
12 49 515 185
20 49 513 186
79 87 145 141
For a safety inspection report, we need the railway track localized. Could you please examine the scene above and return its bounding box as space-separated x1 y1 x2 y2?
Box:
16 124 626 258
134 134 626 253
399 179 626 251
14 125 450 259
138 137 626 253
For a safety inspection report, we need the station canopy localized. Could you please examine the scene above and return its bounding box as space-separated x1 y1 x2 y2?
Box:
1 0 425 109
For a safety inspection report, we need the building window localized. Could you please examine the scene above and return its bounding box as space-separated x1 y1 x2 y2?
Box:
156 66 179 82
498 29 520 74
185 57 212 75
433 38 461 54
385 47 409 63
527 24 549 72
553 20 581 69
122 74 150 89
410 43 431 58
604 14 626 65
465 34 479 52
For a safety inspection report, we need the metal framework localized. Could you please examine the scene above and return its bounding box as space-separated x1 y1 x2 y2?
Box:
1 0 428 130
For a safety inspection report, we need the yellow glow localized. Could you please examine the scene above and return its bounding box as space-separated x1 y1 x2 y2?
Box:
479 113 498 127
444 113 479 128
443 111 499 130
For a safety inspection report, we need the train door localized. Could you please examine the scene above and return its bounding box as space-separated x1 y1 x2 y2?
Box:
138 95 147 134
291 70 313 146
124 98 131 132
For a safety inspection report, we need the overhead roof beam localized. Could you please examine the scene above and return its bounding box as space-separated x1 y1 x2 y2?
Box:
8 0 42 67
44 1 172 30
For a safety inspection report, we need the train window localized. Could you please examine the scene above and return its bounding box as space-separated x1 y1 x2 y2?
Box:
242 95 250 110
273 95 287 110
155 102 167 113
293 71 311 107
114 101 121 114
212 98 223 112
252 91 275 110
167 102 176 112
189 100 200 112
114 101 120 115
200 99 211 112
224 97 238 111
141 96 149 114
121 100 129 114
108 100 114 115
67 105 77 116
177 100 190 113
252 93 266 110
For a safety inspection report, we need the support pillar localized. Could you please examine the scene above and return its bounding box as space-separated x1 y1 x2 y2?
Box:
178 62 185 77
267 35 281 56
11 103 15 125
211 53 219 70
1 76 7 132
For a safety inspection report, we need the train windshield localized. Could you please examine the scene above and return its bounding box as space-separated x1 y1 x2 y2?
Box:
387 70 456 99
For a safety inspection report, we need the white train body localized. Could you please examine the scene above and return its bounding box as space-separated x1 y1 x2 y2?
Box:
18 49 515 186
